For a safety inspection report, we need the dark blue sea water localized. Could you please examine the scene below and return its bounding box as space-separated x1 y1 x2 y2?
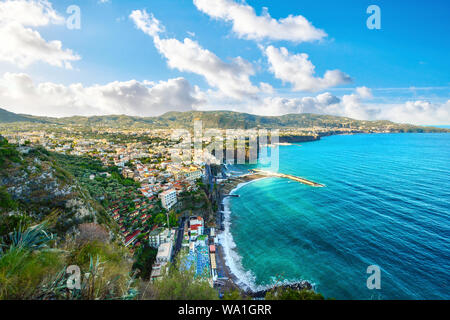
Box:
222 133 450 300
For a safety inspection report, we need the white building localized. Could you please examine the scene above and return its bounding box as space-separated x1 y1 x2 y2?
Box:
183 168 203 181
189 216 204 241
159 189 177 210
156 242 173 264
150 241 173 280
149 228 175 248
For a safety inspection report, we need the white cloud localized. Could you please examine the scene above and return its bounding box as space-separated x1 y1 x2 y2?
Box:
0 0 64 27
129 9 164 37
378 100 450 125
243 88 450 125
264 46 351 92
130 9 261 99
244 92 343 116
153 37 260 99
3 71 447 125
0 0 80 69
259 82 274 94
193 0 326 42
355 86 373 99
0 22 80 69
0 72 205 117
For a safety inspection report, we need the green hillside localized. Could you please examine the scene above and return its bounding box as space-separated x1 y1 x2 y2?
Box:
0 107 448 132
0 108 44 123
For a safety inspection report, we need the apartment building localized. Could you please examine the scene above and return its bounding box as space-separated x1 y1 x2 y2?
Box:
159 189 177 210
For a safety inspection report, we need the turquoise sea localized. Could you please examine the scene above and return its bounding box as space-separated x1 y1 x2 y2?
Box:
222 133 450 300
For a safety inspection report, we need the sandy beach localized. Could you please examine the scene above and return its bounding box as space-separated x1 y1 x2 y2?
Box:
220 173 268 194
214 173 268 296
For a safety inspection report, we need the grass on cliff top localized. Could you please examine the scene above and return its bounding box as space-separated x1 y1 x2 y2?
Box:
0 223 135 300
0 248 64 300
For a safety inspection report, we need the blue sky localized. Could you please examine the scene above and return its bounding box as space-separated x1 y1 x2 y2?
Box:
45 0 450 90
0 0 449 124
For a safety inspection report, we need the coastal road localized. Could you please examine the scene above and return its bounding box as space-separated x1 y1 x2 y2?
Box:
174 217 185 255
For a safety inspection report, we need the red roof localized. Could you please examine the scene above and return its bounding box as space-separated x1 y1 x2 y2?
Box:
125 230 141 244
209 245 216 253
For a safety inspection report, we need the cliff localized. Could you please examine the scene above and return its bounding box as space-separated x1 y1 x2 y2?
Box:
0 137 104 236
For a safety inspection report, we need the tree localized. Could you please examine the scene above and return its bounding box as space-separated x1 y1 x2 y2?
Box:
153 213 167 226
140 257 218 300
132 244 158 280
222 289 245 300
265 287 325 300
168 210 178 227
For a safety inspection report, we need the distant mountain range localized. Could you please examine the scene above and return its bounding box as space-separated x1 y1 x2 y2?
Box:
0 107 448 132
0 108 45 123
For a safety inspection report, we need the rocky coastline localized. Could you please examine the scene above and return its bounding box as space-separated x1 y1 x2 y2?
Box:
215 172 315 299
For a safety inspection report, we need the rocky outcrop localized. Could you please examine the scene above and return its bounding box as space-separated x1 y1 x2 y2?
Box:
279 135 320 143
0 144 97 235
245 281 313 299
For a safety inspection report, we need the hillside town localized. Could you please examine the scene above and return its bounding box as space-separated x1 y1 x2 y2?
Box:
1 121 436 288
0 125 224 285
